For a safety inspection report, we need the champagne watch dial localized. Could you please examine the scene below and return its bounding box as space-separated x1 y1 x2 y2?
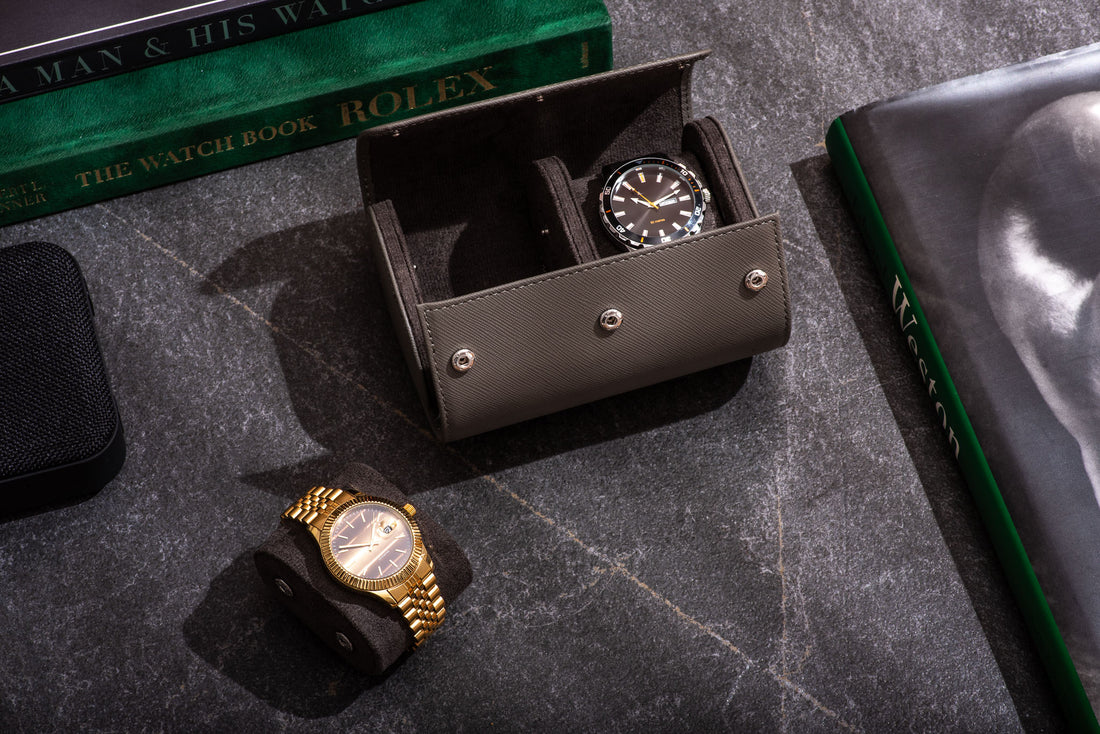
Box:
328 501 415 581
599 157 706 249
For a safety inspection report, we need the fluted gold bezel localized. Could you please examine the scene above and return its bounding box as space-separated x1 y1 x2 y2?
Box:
318 496 425 594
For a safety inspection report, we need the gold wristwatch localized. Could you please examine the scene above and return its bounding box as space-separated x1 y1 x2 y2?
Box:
282 486 446 647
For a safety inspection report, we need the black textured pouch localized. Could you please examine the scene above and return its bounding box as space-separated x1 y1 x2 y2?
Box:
0 242 125 514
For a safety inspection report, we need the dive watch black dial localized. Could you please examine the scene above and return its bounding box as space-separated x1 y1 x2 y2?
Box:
598 156 708 249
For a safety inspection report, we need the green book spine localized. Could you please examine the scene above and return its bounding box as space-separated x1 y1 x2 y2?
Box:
825 116 1100 733
0 0 612 226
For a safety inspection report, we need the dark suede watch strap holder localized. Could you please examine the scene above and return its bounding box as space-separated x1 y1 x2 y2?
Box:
253 463 472 674
357 50 791 441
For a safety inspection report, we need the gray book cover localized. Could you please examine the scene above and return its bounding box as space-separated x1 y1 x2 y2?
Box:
839 42 1100 718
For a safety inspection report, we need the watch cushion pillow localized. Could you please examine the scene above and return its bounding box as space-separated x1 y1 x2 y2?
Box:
253 462 473 674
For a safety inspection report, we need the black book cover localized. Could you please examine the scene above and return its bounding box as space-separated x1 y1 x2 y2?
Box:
0 0 420 104
828 43 1100 728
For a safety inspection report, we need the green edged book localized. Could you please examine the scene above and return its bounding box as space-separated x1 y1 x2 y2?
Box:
0 0 423 103
826 44 1100 731
0 0 611 226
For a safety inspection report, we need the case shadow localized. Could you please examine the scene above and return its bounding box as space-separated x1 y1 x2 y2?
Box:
789 152 1062 732
199 209 750 496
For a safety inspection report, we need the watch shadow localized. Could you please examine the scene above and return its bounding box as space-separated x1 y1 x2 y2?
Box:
200 209 751 502
789 152 1063 733
181 550 396 718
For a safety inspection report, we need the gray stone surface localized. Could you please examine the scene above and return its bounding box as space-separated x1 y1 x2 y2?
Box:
2 1 1094 731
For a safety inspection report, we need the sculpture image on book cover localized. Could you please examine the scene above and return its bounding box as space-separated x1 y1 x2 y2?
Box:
826 43 1100 731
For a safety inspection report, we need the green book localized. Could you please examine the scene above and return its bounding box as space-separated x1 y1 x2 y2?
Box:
826 44 1100 732
0 0 611 226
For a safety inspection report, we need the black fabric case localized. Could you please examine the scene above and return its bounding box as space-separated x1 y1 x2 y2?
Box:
254 463 473 674
357 50 791 441
0 241 125 514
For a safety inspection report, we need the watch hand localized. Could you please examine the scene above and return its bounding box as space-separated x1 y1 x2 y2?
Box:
653 193 677 207
622 182 658 209
347 519 383 553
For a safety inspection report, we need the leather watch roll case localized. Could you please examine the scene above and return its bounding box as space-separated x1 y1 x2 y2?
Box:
357 51 791 441
0 242 125 513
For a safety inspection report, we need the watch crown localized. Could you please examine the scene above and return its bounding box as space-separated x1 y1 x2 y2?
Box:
702 188 711 205
403 503 417 516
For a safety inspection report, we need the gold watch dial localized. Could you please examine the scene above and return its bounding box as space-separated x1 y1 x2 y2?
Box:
318 497 425 592
329 501 415 580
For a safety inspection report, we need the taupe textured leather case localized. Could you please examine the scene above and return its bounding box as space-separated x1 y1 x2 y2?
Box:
358 51 791 441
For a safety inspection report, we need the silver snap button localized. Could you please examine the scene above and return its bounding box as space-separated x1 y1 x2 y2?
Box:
451 348 476 372
274 578 293 597
599 309 623 332
335 632 354 652
745 269 768 292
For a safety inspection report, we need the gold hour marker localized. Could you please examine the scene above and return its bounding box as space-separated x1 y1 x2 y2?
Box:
638 172 646 183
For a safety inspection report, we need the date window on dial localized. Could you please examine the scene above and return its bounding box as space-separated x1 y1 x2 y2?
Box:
380 519 397 535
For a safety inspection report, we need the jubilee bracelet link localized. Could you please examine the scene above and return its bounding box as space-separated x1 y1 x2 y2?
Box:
398 567 446 646
282 485 352 533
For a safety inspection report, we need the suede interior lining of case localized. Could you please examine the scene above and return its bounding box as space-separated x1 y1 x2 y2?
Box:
253 462 473 674
358 53 702 304
374 110 754 365
528 156 602 269
369 198 432 393
682 117 757 223
376 120 747 375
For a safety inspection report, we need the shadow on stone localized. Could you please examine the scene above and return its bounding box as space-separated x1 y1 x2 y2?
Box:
789 152 1062 733
182 550 388 718
200 209 751 499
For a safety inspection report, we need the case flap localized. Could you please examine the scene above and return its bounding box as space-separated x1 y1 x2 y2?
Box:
359 49 709 214
418 214 789 440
